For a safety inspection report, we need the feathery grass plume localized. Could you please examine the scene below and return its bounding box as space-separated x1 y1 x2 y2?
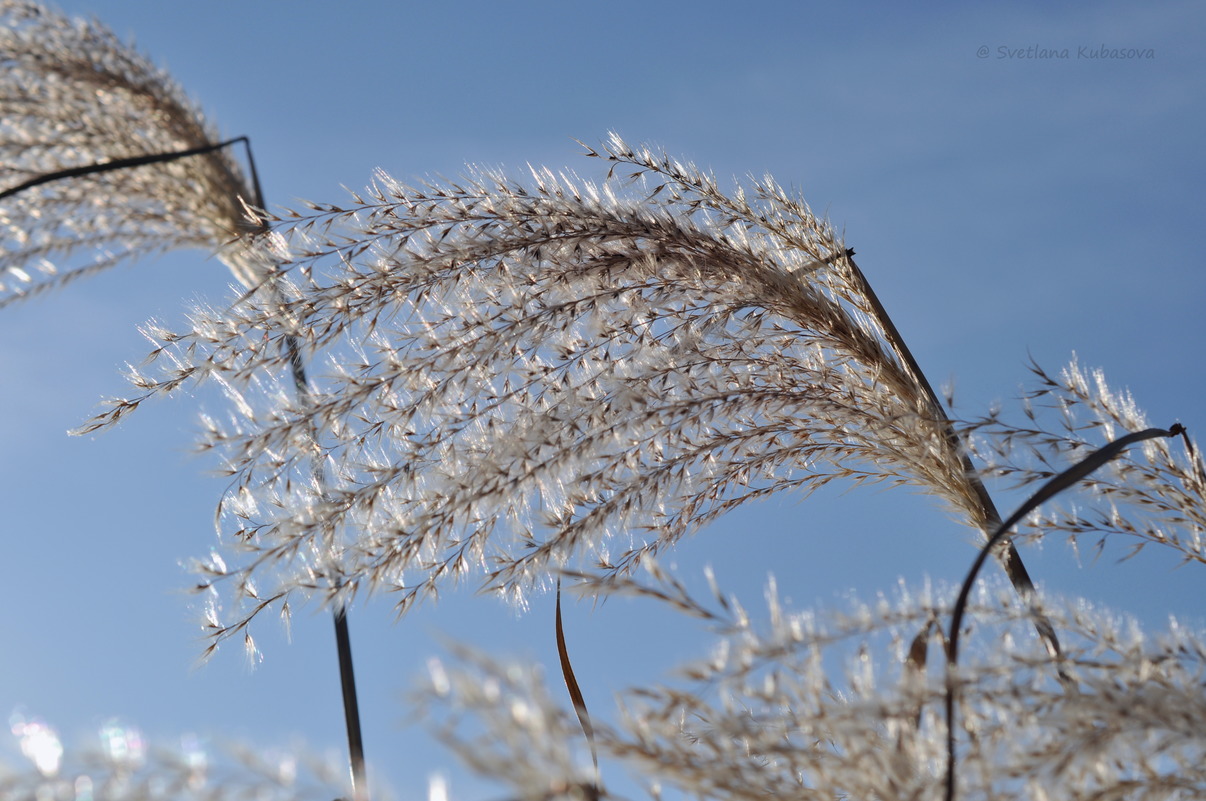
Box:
1 716 351 801
90 135 1049 646
0 0 271 303
964 358 1206 566
425 567 1206 801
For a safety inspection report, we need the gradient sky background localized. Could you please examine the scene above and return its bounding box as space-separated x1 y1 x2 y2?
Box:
2 2 1204 799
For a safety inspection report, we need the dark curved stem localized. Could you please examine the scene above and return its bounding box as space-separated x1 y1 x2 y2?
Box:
556 580 599 780
942 424 1182 801
0 136 256 201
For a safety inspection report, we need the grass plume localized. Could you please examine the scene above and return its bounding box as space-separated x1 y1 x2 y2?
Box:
0 0 269 303
96 136 1061 654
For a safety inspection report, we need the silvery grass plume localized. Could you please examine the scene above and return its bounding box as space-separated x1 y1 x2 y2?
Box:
86 136 1052 649
1 715 350 801
0 0 272 303
965 359 1206 567
420 567 1206 801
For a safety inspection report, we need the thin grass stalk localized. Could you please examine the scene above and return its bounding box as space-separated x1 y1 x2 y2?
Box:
334 607 368 801
0 136 255 201
245 176 369 801
284 331 368 801
843 251 1067 666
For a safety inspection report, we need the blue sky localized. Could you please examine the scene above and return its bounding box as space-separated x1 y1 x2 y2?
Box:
1 2 1203 798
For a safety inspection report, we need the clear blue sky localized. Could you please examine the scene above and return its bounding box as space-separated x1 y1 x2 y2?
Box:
1 2 1203 799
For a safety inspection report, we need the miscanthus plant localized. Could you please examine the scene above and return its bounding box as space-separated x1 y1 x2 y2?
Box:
1 2 364 797
79 137 1205 798
0 0 272 300
3 2 1203 799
